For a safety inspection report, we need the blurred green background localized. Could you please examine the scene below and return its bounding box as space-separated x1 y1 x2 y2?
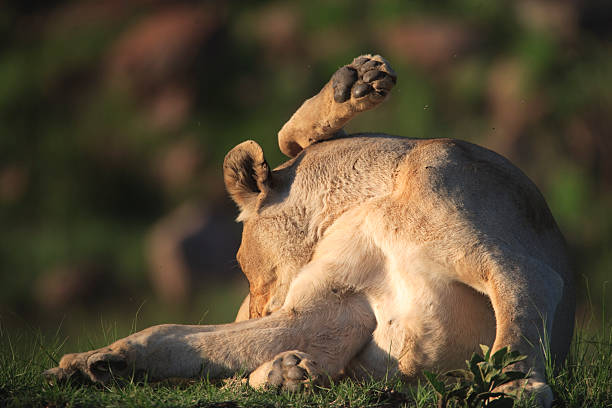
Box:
1 0 610 338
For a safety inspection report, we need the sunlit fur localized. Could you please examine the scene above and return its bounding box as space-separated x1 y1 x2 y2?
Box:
45 56 573 408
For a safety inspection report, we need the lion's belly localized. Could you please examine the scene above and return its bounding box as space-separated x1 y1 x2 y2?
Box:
346 255 495 380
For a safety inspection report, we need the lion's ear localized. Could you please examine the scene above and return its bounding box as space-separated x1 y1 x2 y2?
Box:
223 140 271 211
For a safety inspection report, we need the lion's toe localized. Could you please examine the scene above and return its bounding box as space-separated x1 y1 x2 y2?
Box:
249 350 322 392
87 351 130 382
44 349 136 385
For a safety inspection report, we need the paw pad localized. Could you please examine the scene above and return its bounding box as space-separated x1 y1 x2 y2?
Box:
331 55 396 103
263 351 320 392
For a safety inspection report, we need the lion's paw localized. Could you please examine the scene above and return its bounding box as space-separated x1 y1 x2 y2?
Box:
248 350 322 392
43 349 135 385
331 54 396 109
497 379 554 408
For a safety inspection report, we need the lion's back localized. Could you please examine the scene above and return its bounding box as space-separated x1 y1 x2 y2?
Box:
278 134 569 271
290 135 570 277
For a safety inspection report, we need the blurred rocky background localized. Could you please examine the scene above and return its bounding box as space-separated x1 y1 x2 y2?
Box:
1 0 610 333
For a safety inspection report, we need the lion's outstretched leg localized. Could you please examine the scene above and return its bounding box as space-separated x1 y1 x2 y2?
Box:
278 54 396 157
43 276 376 386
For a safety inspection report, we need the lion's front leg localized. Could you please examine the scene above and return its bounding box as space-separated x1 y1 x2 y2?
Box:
44 289 376 386
44 324 216 384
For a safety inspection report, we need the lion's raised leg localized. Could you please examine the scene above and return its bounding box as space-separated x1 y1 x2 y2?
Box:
278 54 396 157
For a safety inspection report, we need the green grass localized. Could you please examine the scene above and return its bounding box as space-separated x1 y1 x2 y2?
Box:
0 322 610 407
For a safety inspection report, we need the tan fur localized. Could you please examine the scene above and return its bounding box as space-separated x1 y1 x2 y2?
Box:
44 56 573 408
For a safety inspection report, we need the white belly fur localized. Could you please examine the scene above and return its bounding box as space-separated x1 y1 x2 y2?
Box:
347 248 496 379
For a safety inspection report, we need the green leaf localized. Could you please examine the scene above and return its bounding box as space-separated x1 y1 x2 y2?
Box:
474 361 489 387
479 344 491 360
468 353 486 386
485 367 502 384
465 385 482 406
469 352 486 367
502 351 527 367
491 347 509 367
447 385 470 401
445 369 474 382
491 371 528 389
424 370 447 395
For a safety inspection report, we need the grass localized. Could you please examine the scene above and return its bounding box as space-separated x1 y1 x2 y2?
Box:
0 321 610 407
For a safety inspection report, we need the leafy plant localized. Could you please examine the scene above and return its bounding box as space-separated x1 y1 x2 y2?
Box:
424 345 529 408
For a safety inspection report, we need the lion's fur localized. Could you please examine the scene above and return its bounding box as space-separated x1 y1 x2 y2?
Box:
45 56 574 407
235 135 573 379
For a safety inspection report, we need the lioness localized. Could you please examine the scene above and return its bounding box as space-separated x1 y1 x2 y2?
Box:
44 55 574 407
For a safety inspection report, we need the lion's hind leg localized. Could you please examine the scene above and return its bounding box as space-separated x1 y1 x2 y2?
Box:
478 248 564 407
